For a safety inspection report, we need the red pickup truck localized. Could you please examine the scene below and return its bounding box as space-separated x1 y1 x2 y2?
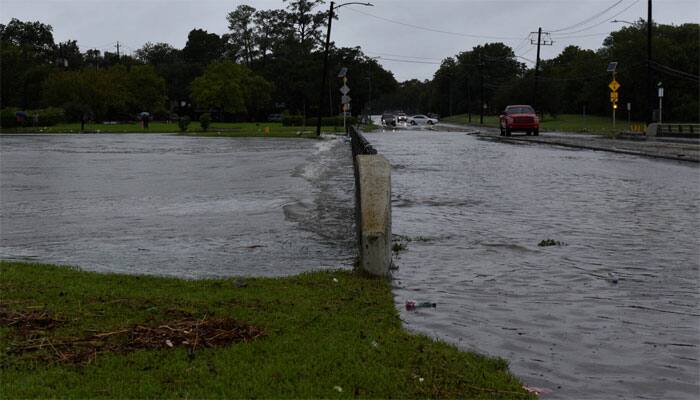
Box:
499 105 539 136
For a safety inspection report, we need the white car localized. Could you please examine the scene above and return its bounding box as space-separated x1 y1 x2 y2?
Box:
409 114 438 125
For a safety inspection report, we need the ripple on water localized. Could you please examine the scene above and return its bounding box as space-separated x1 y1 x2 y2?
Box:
367 130 700 400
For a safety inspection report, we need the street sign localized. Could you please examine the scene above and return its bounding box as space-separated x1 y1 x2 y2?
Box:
610 92 619 102
608 79 620 92
340 84 350 95
338 67 347 78
658 87 664 98
606 62 618 72
341 95 351 104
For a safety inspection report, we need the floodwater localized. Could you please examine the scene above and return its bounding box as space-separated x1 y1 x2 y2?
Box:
0 134 355 278
365 130 700 399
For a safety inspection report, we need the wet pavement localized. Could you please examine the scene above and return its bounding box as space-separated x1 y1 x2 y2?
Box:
0 134 355 278
366 129 700 399
438 123 700 162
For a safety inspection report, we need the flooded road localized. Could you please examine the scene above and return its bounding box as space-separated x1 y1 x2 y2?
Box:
0 134 355 278
366 130 700 399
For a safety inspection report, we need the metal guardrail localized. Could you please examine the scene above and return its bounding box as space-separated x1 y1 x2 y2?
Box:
647 123 700 139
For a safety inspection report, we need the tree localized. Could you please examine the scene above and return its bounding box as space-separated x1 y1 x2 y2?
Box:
226 5 257 65
0 18 55 61
135 42 180 66
191 60 273 118
125 65 167 113
182 29 223 66
283 0 327 50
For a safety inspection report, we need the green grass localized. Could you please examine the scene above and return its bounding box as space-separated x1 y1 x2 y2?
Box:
0 261 532 399
443 113 645 136
0 122 348 138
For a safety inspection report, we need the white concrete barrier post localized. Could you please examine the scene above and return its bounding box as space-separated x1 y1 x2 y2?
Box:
356 154 392 276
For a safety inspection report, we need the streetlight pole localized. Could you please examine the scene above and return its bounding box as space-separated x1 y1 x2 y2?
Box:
647 0 653 125
316 2 373 136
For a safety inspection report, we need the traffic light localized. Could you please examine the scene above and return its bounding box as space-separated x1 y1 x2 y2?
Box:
613 103 618 109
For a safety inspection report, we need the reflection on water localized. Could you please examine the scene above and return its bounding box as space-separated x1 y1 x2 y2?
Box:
0 134 355 278
367 131 700 400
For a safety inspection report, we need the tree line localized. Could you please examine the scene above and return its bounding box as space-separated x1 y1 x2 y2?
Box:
0 0 397 124
1 1 697 124
378 21 698 123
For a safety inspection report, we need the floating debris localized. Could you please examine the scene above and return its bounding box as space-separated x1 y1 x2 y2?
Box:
538 239 562 247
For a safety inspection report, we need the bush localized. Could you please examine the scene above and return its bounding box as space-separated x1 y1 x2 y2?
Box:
178 116 191 132
0 108 20 128
29 107 65 126
62 102 92 123
199 113 211 131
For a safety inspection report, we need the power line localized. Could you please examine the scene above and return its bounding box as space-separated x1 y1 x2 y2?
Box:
345 6 524 40
375 57 441 65
364 51 442 61
550 0 641 36
551 31 613 39
549 0 625 33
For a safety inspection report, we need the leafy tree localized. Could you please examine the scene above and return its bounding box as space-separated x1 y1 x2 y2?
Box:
226 5 257 65
182 29 223 66
191 60 273 118
0 18 55 61
283 0 327 50
125 65 167 113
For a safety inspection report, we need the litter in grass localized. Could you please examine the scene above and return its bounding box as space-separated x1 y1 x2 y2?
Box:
0 306 62 332
3 311 265 364
333 386 343 392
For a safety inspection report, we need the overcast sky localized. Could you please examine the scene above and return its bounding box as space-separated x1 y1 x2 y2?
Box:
2 0 698 81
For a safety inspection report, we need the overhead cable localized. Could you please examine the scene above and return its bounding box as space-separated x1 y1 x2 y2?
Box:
345 6 524 40
549 0 625 33
550 0 641 36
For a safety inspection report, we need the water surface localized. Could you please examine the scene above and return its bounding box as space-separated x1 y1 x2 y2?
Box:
0 134 355 278
366 130 700 399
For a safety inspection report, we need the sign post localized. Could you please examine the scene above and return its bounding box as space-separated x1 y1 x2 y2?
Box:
657 82 664 124
338 67 350 134
607 62 620 128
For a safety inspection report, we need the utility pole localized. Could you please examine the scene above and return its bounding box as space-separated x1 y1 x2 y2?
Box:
467 75 471 123
647 0 653 124
479 54 484 124
530 28 553 112
116 41 120 59
316 1 334 136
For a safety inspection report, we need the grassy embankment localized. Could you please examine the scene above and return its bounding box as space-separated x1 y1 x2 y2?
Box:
0 122 354 138
443 113 644 136
0 261 532 399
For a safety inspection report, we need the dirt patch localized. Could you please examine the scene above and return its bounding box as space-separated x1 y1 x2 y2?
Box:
4 315 264 364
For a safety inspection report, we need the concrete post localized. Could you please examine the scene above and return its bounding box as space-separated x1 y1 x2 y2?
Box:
356 154 392 276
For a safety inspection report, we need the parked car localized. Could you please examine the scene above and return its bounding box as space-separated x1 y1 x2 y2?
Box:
499 105 539 136
395 112 408 125
381 113 396 126
408 114 438 125
267 113 283 122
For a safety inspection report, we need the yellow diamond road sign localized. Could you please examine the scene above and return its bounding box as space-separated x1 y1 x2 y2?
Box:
609 79 620 92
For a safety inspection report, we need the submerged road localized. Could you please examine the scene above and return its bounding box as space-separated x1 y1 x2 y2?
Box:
0 134 356 278
366 129 699 399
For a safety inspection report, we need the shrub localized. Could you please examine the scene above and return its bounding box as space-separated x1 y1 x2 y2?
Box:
62 102 92 123
29 107 65 126
199 113 211 131
0 108 20 128
178 116 191 132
